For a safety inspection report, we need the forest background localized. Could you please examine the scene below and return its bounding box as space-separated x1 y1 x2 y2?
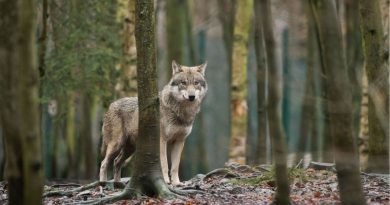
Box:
0 0 388 190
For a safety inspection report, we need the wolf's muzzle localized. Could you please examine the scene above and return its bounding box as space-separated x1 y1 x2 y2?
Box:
189 95 195 101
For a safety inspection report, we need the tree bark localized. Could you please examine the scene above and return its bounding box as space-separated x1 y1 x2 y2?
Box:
310 0 366 204
260 0 291 204
308 1 334 163
38 0 48 79
296 0 318 164
166 0 186 81
251 0 268 165
359 0 389 174
345 0 364 137
80 92 96 179
218 0 237 69
228 0 252 165
119 0 137 98
0 0 44 204
66 93 77 178
127 0 173 197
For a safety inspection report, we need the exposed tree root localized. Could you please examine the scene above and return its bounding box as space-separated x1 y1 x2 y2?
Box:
78 178 194 204
168 186 205 195
78 187 139 205
203 168 238 181
43 181 126 197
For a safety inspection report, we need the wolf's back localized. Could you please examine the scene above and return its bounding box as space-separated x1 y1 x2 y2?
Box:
101 97 138 157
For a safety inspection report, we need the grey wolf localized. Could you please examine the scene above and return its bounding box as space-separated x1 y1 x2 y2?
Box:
99 60 208 185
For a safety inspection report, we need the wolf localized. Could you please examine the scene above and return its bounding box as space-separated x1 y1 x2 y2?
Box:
99 60 207 185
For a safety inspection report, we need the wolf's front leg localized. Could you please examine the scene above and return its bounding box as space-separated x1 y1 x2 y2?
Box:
170 139 185 185
160 137 170 184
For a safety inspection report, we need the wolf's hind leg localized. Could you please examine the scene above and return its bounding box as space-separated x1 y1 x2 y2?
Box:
170 140 185 185
160 137 170 184
113 142 134 182
113 150 125 182
99 146 115 181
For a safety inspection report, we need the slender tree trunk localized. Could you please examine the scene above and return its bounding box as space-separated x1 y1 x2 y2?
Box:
296 1 318 164
281 29 290 144
252 0 268 165
80 92 96 179
119 0 137 98
0 133 4 181
125 0 171 197
228 0 252 165
166 0 186 81
308 2 334 163
307 8 322 162
218 0 237 69
0 0 44 204
260 0 291 204
345 0 364 137
38 0 48 79
296 47 315 164
359 0 389 174
66 93 77 178
310 1 366 204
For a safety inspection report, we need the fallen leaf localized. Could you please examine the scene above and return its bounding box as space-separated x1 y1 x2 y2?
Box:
313 191 321 198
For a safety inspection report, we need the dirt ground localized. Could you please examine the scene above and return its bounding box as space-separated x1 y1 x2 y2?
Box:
1 163 389 204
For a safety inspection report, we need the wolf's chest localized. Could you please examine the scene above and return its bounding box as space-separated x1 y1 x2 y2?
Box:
162 123 193 142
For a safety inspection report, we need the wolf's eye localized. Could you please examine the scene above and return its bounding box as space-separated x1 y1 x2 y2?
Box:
194 81 199 85
180 81 187 86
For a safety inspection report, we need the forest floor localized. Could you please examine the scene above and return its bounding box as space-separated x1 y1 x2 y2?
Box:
0 163 389 204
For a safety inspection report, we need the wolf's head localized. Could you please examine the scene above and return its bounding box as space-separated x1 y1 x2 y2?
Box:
167 60 208 103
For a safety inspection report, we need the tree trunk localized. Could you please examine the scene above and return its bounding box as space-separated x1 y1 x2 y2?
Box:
166 0 186 81
359 0 389 174
127 0 173 197
310 0 366 204
38 0 48 79
66 93 77 178
251 0 268 165
228 0 252 165
308 1 334 163
218 0 237 69
345 0 364 136
281 29 290 144
119 0 137 98
307 7 322 162
296 0 318 164
260 0 291 204
0 0 44 204
80 92 96 179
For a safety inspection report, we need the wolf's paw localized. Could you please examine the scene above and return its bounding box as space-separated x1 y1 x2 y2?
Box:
163 178 171 185
171 180 183 186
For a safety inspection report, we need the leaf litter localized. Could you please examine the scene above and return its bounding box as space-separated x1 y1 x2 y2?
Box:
0 163 388 204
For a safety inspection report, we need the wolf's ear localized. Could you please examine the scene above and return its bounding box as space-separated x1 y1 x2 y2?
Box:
172 60 183 75
196 61 207 76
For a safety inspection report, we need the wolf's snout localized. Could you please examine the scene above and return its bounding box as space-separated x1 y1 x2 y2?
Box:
189 95 195 101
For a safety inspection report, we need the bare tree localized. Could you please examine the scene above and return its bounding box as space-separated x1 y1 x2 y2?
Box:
310 0 366 204
0 0 44 204
259 0 291 204
359 0 389 174
218 0 237 69
166 0 186 81
228 0 252 164
251 0 268 165
345 0 364 136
